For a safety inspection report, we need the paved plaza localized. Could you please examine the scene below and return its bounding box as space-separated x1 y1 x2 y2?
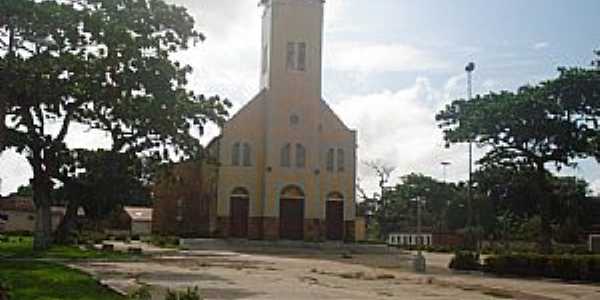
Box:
70 242 600 300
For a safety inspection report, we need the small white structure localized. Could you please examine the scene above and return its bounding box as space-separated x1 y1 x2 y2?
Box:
124 207 153 236
589 234 600 253
388 233 433 247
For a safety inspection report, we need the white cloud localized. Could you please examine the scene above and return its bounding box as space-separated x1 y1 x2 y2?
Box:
333 77 475 195
326 42 449 74
533 42 549 50
0 150 32 196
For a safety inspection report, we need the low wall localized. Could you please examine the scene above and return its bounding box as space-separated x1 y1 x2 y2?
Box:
180 238 404 255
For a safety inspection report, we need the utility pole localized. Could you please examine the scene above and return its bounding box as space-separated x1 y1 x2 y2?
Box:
465 62 476 249
414 196 426 273
441 161 451 231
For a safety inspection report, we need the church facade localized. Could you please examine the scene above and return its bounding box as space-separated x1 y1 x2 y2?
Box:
153 0 357 241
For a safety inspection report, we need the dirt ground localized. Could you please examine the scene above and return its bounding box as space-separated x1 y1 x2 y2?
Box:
71 242 600 300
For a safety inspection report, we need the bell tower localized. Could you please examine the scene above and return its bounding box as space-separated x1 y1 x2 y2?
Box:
259 0 324 98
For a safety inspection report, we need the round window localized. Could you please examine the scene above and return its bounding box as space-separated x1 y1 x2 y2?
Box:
290 114 300 126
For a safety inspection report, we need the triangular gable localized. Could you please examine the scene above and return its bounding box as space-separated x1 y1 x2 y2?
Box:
320 98 353 132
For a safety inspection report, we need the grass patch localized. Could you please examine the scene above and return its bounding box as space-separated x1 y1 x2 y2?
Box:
0 260 126 300
0 236 138 260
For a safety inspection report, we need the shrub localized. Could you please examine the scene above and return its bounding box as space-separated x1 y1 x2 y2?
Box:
165 287 202 300
76 231 108 245
449 251 481 271
484 254 600 282
150 235 179 249
129 285 152 300
3 231 32 237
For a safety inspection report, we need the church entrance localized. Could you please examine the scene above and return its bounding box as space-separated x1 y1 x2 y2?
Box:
279 186 305 240
230 187 249 238
326 192 344 241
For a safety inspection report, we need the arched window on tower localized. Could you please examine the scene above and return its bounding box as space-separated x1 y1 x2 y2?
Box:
232 142 241 166
281 143 291 167
295 144 306 168
297 42 306 71
337 148 345 172
326 148 335 172
242 143 251 166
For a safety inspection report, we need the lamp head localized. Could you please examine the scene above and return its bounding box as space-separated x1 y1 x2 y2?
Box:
465 62 476 73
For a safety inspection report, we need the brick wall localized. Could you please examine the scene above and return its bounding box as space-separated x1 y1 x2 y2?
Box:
152 161 218 237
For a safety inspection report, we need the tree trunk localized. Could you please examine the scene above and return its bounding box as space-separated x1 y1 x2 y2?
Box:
0 101 5 151
54 199 80 245
32 171 53 251
536 163 553 254
33 202 52 251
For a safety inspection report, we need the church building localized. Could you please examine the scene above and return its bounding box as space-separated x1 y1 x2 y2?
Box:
153 0 357 241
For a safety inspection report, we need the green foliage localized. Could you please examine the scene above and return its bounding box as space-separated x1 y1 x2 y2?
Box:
15 185 33 197
129 286 152 300
437 54 600 253
484 254 600 282
0 236 137 260
395 244 456 253
77 231 110 245
1 0 231 249
148 235 179 249
165 287 202 300
0 261 126 300
448 251 481 271
58 150 152 220
373 172 466 238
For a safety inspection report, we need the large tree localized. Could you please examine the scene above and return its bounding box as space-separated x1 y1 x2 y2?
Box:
437 54 600 253
367 172 463 238
1 0 230 250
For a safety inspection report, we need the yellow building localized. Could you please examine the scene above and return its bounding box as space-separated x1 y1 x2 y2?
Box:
211 0 357 241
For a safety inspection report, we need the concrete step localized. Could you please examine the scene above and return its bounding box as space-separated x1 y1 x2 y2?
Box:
179 238 403 254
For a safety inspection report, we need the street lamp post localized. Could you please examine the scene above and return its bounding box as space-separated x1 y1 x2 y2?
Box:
413 196 426 273
441 161 451 231
465 62 476 250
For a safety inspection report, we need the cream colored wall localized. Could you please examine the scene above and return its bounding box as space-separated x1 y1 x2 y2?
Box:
262 0 324 219
1 211 35 232
217 0 356 222
319 101 357 221
131 221 152 236
217 92 266 218
1 211 62 232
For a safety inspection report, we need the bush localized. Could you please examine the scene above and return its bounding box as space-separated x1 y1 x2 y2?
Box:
449 251 481 271
129 285 152 300
76 231 108 245
484 254 600 282
3 231 33 237
149 235 179 249
165 287 202 300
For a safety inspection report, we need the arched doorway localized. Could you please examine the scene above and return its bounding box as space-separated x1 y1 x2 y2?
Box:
326 192 344 241
230 187 249 238
279 185 305 240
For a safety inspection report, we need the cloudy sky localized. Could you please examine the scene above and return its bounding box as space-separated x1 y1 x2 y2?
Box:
1 0 600 196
